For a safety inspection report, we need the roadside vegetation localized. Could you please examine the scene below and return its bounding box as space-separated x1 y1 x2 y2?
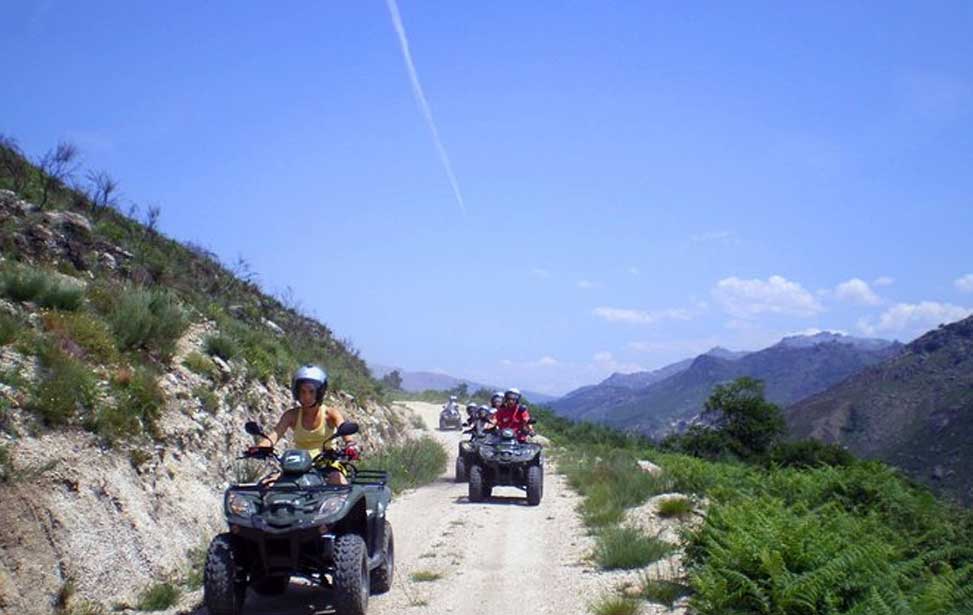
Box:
0 135 387 447
359 434 448 494
537 378 973 615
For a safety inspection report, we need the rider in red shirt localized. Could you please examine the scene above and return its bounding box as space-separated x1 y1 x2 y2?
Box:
490 388 534 441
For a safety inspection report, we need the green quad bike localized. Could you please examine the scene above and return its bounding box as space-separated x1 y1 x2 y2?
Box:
204 421 394 615
467 421 543 506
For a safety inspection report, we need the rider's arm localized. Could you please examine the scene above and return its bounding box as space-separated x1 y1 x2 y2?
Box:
326 406 354 444
520 407 534 433
256 409 295 447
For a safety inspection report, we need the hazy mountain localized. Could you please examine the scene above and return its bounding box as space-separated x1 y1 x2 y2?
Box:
368 364 558 403
552 347 750 420
552 334 900 437
787 316 973 504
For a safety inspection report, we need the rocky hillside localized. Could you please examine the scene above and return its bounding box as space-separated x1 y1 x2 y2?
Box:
0 143 415 614
553 334 900 438
787 315 973 504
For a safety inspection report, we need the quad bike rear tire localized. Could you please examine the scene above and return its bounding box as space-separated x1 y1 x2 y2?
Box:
455 456 467 482
370 520 394 594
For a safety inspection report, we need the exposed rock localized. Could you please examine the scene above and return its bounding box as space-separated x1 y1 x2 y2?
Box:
43 211 93 234
261 318 284 335
637 460 663 476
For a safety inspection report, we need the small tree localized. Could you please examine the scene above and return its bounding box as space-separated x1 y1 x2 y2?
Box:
381 370 403 391
86 169 120 215
702 377 785 459
0 135 30 195
37 141 80 208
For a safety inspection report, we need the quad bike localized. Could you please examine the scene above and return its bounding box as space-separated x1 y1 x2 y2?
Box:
467 420 543 506
439 405 463 430
203 421 394 615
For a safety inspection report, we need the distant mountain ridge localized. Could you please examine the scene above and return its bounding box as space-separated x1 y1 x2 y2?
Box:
368 364 558 403
787 316 973 504
551 333 900 437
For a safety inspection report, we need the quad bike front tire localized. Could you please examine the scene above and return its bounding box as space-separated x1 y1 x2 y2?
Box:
204 533 247 615
526 464 543 506
469 465 486 502
333 533 369 615
370 520 395 594
455 455 467 482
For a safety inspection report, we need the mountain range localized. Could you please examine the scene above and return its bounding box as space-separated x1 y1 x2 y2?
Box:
787 315 973 504
368 364 559 403
551 332 902 437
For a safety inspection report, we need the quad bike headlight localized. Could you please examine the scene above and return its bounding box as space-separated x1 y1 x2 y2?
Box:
226 492 256 517
315 493 349 519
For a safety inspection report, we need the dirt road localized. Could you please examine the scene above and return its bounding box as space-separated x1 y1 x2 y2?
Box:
193 401 615 615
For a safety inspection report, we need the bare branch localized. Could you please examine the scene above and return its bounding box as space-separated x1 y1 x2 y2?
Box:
0 134 30 195
86 169 120 214
37 140 81 208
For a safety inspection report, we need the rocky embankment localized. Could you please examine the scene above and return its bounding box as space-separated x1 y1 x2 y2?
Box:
0 317 414 615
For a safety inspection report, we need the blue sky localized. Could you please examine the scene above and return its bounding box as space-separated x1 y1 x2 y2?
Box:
3 2 972 394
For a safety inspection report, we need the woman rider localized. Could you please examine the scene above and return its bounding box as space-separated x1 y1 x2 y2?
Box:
252 365 359 485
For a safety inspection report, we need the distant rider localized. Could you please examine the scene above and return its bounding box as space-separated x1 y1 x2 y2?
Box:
250 365 358 485
490 391 504 411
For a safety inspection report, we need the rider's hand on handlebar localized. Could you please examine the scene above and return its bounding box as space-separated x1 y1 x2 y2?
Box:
343 442 361 461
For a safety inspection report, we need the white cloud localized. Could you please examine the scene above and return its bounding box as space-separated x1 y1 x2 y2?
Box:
834 278 882 306
577 279 596 289
954 274 973 293
628 337 721 355
786 327 849 337
530 267 550 278
873 276 895 287
535 356 558 366
691 230 739 245
858 301 973 336
593 306 693 325
593 351 613 362
713 275 823 318
628 266 640 276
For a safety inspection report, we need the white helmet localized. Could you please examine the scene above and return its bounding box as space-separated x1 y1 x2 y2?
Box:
491 391 504 406
504 388 522 402
449 395 458 402
292 364 328 404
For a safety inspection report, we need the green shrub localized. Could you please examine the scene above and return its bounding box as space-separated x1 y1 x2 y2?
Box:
106 287 188 358
183 351 218 379
638 577 691 607
0 312 19 345
657 497 693 518
559 448 672 527
594 526 672 570
588 594 640 615
203 333 239 361
360 435 447 494
96 368 165 442
768 439 855 469
136 582 180 611
42 311 117 363
29 344 97 426
37 283 83 311
1 268 49 302
194 386 219 414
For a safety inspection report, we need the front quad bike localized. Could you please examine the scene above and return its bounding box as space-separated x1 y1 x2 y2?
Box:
439 406 463 431
204 421 394 615
468 423 543 506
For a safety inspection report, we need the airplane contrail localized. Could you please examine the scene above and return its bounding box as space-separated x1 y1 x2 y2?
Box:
385 0 467 215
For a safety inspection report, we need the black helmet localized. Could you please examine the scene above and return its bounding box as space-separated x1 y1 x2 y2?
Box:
292 364 328 404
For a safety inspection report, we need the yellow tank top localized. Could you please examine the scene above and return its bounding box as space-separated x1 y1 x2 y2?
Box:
292 407 336 452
